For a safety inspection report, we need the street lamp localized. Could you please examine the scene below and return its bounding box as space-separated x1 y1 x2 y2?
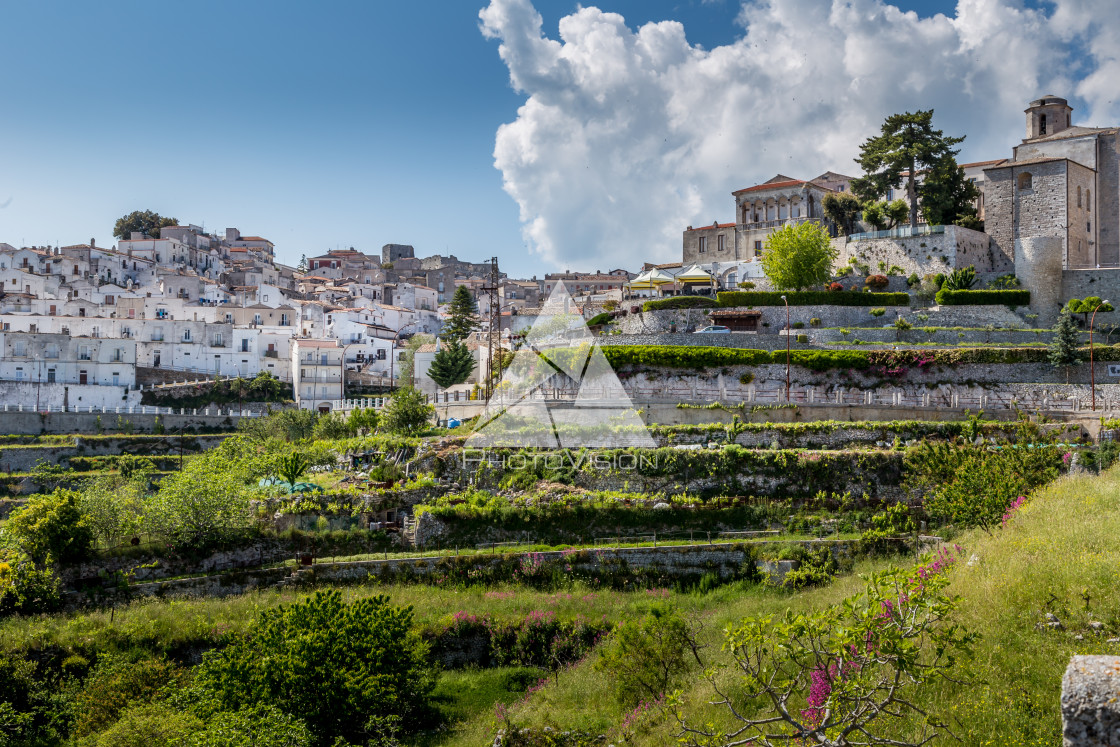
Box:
780 294 790 403
1090 299 1111 411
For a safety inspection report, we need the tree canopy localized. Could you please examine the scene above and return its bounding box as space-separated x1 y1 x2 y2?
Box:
851 110 967 229
427 340 476 389
760 221 837 291
442 285 480 343
112 210 178 240
861 199 909 231
821 193 862 236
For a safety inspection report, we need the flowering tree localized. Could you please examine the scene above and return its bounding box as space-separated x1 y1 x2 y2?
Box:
675 551 974 747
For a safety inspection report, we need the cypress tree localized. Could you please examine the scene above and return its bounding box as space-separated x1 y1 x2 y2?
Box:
427 341 476 389
442 285 480 343
1048 308 1082 384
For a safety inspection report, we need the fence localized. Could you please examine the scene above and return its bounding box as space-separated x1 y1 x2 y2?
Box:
847 224 945 242
0 403 271 417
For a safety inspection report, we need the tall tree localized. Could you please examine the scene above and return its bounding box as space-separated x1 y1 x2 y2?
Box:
851 110 966 229
442 285 480 343
821 193 862 236
862 199 909 231
296 254 308 273
112 210 178 240
427 340 476 389
920 154 980 227
760 221 837 291
1049 308 1083 384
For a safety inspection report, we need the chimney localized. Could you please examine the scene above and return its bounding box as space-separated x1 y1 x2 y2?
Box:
90 238 95 249
130 232 144 240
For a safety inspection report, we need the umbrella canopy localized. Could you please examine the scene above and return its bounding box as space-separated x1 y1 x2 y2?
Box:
630 269 676 288
676 264 714 283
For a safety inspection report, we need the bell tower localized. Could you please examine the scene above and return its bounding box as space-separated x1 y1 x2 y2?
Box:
1025 95 1073 140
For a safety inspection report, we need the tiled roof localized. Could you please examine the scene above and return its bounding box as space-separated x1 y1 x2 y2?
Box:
959 158 1006 169
1025 125 1116 143
733 179 834 195
984 156 1082 169
236 236 271 242
684 223 735 232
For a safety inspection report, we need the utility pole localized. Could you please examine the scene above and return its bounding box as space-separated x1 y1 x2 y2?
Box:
481 257 500 401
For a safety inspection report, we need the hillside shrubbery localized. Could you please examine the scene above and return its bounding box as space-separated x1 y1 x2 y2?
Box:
717 290 909 307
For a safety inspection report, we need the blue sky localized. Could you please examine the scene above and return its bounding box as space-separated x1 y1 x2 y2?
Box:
0 0 1101 277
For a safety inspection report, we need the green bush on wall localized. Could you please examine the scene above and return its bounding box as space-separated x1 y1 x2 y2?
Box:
717 291 909 308
935 289 1030 306
642 296 718 312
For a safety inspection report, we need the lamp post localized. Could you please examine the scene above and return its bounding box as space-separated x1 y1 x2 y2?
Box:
1090 299 1110 411
780 294 790 402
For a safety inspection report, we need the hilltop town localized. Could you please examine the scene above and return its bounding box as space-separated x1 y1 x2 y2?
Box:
1 94 1120 747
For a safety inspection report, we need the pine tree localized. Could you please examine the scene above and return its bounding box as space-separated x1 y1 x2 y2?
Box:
427 341 476 389
1049 308 1083 384
296 254 308 273
442 285 480 343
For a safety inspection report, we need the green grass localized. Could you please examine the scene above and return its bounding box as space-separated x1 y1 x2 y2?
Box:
429 465 1120 746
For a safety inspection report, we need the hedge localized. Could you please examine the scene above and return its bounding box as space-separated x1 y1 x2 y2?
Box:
642 296 718 312
717 291 909 307
935 289 1031 306
586 313 613 326
591 344 1120 371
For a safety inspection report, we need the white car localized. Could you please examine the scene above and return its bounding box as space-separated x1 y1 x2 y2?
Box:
694 325 731 334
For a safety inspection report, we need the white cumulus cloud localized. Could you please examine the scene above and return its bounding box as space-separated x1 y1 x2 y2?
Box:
480 0 1116 271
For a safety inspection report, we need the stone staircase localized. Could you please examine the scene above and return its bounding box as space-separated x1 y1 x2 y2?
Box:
274 565 315 589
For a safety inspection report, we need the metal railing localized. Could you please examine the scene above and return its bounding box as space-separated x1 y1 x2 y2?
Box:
847 224 945 242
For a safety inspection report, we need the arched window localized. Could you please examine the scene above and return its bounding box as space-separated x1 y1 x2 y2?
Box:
1078 186 1082 207
1087 190 1091 212
1040 114 1047 135
1018 172 1033 191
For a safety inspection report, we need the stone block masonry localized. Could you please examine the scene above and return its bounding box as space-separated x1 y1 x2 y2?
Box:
1062 656 1120 746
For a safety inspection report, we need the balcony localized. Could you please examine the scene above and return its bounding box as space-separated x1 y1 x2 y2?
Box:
263 350 279 359
211 342 226 348
741 216 810 231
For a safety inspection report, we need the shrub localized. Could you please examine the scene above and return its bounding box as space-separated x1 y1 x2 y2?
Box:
4 489 93 564
810 317 821 327
586 312 613 326
380 387 435 435
312 412 352 440
88 702 202 747
737 281 756 289
865 274 889 289
796 334 809 343
906 273 921 287
869 307 886 317
791 321 805 329
193 590 434 743
739 371 755 385
594 605 699 707
642 296 717 312
935 289 1030 306
0 551 62 616
943 265 977 290
718 291 908 307
73 655 188 738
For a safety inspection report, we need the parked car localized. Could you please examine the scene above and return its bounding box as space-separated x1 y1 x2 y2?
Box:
694 325 731 334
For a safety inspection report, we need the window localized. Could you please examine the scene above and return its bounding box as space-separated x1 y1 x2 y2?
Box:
253 314 262 325
183 329 192 342
225 313 232 323
1017 172 1033 191
79 370 88 385
1040 114 1047 135
112 348 124 362
14 368 23 382
754 240 763 257
78 345 91 361
241 339 249 352
1078 186 1083 207
838 184 845 192
128 308 135 318
376 348 386 360
717 234 726 252
112 372 120 386
1087 190 1091 211
45 345 59 359
13 341 25 356
47 369 55 383
698 236 707 253
213 333 224 347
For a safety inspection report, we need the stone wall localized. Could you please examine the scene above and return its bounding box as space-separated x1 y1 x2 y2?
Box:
836 225 993 275
0 410 245 435
987 160 1069 274
0 435 228 472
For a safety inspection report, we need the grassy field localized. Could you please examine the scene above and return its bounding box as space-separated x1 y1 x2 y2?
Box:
3 465 1116 745
425 465 1120 746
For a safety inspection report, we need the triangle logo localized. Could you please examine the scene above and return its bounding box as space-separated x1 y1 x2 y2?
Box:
466 281 656 450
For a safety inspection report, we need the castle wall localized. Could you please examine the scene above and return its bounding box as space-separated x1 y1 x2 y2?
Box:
837 225 993 276
1097 133 1120 265
1068 162 1096 267
1017 236 1064 324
